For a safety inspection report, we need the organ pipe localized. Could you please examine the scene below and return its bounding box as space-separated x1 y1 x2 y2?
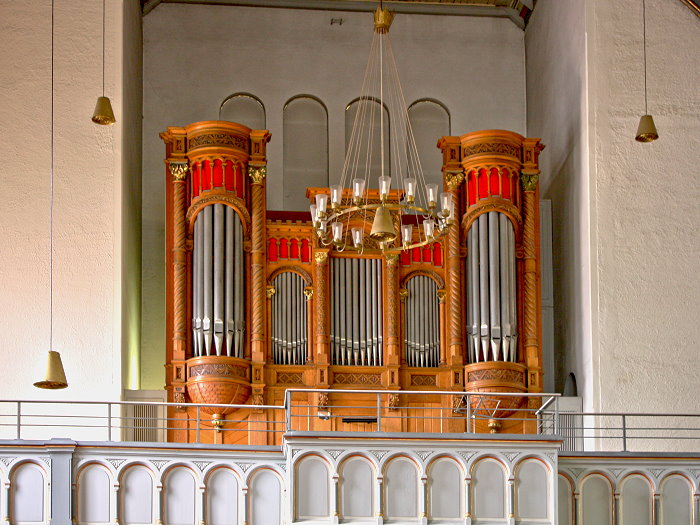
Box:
192 204 245 357
404 275 440 367
270 271 308 364
466 211 517 363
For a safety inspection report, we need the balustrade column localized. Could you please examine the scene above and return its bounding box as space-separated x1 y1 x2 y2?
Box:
464 477 472 525
3 481 9 525
155 484 163 524
507 478 515 525
112 483 119 524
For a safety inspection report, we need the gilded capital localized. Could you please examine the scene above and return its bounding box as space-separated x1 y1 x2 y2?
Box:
399 288 408 303
385 253 399 266
169 162 189 181
314 251 328 264
248 165 267 184
445 170 465 190
266 285 276 299
437 289 447 304
303 286 314 300
521 172 539 191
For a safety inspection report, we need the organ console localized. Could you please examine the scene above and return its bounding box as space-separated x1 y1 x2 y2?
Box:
161 121 544 443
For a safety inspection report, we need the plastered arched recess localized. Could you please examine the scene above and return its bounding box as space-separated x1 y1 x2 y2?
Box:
248 467 284 525
119 463 156 525
338 454 376 519
205 467 242 525
384 455 420 519
426 455 464 520
471 456 508 520
558 473 574 525
619 473 653 525
76 462 113 524
294 454 331 520
10 461 48 524
580 473 614 525
659 473 694 525
514 457 550 520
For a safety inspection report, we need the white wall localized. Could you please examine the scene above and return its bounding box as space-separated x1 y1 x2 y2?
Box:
141 4 527 384
585 0 700 416
525 0 591 406
0 0 141 406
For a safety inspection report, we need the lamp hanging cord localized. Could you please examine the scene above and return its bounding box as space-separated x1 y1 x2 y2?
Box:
642 0 648 114
102 0 105 96
50 0 55 351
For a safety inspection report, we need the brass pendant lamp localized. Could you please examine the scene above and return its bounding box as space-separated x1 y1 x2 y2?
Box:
35 0 68 390
635 0 658 142
92 0 116 125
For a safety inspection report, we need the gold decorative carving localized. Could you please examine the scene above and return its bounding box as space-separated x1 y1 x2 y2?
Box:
445 170 465 190
266 285 276 299
385 253 399 266
333 373 382 385
388 393 400 411
318 392 329 409
303 286 314 300
467 367 525 384
268 265 313 285
521 172 539 191
188 133 248 152
399 288 408 302
248 165 267 184
276 372 303 385
186 194 251 235
314 251 328 264
436 289 447 304
169 162 189 181
462 200 522 235
462 142 521 159
173 390 186 409
410 375 437 386
189 363 249 379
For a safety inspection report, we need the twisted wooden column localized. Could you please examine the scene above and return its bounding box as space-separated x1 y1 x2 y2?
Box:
313 250 330 385
521 171 542 393
170 161 189 360
384 254 400 371
249 165 267 363
445 171 465 367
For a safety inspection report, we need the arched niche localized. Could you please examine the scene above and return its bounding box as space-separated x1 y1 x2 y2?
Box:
270 270 308 365
515 459 549 520
660 474 693 525
78 464 111 524
121 465 153 525
620 474 652 525
283 95 328 211
384 456 419 519
207 468 240 525
164 466 197 525
11 462 45 523
249 469 282 525
581 474 613 525
295 455 331 519
557 475 573 525
404 274 440 368
345 97 390 181
340 456 375 519
427 457 462 520
472 458 506 520
219 93 265 129
407 99 450 189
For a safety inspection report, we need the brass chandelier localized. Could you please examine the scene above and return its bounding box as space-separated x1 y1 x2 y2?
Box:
311 6 454 254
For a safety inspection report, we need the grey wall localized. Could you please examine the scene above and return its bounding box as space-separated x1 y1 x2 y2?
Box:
141 4 527 384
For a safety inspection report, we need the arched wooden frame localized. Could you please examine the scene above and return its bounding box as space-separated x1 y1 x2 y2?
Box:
400 270 445 368
186 195 252 238
267 267 313 364
293 453 334 521
219 92 266 127
461 200 523 248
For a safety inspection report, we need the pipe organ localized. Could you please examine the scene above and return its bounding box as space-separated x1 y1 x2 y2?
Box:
162 122 544 444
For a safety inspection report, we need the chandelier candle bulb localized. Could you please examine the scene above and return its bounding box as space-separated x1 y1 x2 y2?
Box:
441 192 452 216
309 204 318 225
351 227 364 248
424 219 436 239
402 224 413 247
379 176 391 200
330 185 343 208
353 178 366 203
315 193 328 218
427 183 438 208
331 222 344 243
404 178 416 204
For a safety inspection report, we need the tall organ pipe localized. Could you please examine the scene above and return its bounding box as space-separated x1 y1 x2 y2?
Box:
270 271 308 365
403 275 440 367
465 212 518 363
192 204 245 358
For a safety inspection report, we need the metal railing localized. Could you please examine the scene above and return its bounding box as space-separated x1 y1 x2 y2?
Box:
1 392 699 452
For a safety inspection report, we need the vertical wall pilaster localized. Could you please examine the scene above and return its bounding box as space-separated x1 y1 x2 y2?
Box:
47 439 76 525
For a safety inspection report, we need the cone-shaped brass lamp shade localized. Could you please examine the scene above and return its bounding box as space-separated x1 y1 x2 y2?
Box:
34 350 68 389
369 206 397 242
635 114 658 142
92 96 116 125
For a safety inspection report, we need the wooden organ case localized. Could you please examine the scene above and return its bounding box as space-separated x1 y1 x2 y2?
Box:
161 121 544 444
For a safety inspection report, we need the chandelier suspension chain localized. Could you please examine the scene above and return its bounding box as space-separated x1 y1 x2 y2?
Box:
642 0 648 114
50 0 55 352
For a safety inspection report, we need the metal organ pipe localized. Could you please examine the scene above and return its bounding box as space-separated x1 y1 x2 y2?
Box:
270 271 308 365
403 275 440 367
465 212 517 363
192 204 245 358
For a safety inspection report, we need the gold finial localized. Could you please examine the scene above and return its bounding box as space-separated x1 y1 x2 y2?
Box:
374 7 394 33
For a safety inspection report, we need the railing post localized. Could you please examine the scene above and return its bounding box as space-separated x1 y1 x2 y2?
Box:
621 414 627 452
196 406 201 443
377 393 382 432
285 390 291 432
16 401 20 440
107 403 112 441
465 394 472 433
554 396 560 435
